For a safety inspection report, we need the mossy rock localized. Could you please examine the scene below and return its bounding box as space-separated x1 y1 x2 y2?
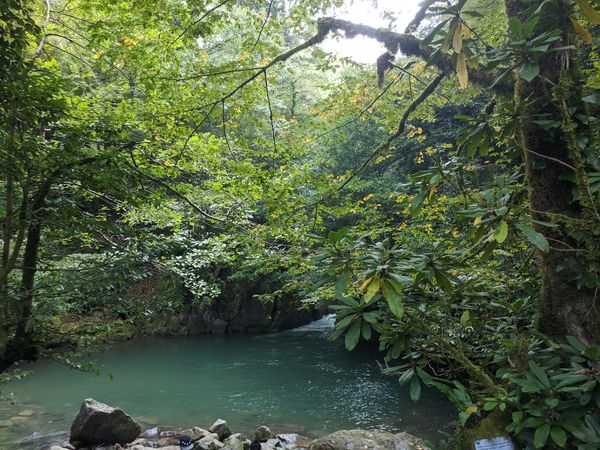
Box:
450 411 512 450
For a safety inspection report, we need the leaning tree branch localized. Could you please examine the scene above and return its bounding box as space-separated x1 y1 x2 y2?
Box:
405 0 439 33
123 161 225 223
338 72 446 191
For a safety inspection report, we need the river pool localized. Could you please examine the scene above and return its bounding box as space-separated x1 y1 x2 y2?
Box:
0 316 456 448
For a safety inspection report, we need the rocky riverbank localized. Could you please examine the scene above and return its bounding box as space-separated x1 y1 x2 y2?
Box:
44 399 429 450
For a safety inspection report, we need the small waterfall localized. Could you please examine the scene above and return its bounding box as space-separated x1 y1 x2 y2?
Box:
286 314 335 333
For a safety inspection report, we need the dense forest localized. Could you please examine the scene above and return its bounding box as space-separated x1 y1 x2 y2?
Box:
1 0 600 449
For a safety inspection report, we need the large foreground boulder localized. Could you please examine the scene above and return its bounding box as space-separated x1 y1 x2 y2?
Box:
70 398 141 446
308 429 429 450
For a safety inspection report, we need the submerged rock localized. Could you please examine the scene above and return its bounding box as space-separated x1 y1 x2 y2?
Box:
70 398 141 446
307 429 429 450
208 419 232 440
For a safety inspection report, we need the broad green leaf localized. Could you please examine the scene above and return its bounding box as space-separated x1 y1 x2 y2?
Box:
460 310 470 327
387 272 414 287
360 320 372 340
335 271 350 299
335 314 357 332
508 17 522 38
345 319 362 351
398 368 414 384
494 220 509 243
409 375 421 401
529 361 550 389
520 62 540 82
550 427 567 447
434 268 453 293
382 280 404 318
411 191 428 214
516 223 549 252
534 423 551 448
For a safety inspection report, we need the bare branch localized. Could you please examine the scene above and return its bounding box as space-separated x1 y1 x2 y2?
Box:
338 72 446 191
170 0 233 47
221 100 232 153
31 0 51 61
405 0 439 33
123 162 225 223
250 0 274 54
263 71 278 165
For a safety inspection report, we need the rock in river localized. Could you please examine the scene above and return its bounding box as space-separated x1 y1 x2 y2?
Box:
70 398 141 446
208 419 232 440
254 425 272 441
308 429 429 450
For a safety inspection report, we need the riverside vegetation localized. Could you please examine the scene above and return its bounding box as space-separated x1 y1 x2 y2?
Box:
1 0 600 449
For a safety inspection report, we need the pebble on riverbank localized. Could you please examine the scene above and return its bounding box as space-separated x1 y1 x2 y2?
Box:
44 398 429 450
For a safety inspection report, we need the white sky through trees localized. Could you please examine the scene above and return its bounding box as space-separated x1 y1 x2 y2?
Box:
320 0 422 64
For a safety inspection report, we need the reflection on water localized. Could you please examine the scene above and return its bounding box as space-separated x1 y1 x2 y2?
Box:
0 315 456 448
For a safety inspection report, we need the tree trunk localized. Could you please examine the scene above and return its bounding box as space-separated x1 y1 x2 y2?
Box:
505 0 600 344
5 180 52 363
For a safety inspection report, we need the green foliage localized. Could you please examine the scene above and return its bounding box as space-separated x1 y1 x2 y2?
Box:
487 336 600 449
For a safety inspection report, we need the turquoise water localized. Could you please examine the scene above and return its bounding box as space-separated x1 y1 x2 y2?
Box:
0 316 456 448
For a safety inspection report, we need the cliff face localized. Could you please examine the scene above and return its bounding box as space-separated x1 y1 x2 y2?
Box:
165 275 323 335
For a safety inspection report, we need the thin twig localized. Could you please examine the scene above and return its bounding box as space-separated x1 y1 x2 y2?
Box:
263 71 278 165
250 0 274 54
169 0 233 47
338 72 446 191
221 100 232 153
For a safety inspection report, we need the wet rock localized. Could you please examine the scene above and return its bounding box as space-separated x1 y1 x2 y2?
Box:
11 415 29 422
212 319 228 334
255 426 272 442
208 419 232 440
0 419 12 427
223 433 246 450
195 434 225 450
129 445 181 450
181 426 211 441
128 437 157 447
264 438 281 448
19 409 35 417
141 427 159 438
307 429 429 450
70 398 141 446
276 434 310 447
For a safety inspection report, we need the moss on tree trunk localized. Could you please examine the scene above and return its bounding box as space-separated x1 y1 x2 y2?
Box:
506 0 600 344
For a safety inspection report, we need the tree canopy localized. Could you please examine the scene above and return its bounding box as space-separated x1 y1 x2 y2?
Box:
1 0 600 448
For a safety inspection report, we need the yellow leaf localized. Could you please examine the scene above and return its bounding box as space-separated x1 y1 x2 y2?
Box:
456 52 468 89
360 276 374 292
575 0 600 24
453 23 463 53
474 216 482 226
461 23 471 39
465 405 478 414
570 16 593 43
364 277 380 303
